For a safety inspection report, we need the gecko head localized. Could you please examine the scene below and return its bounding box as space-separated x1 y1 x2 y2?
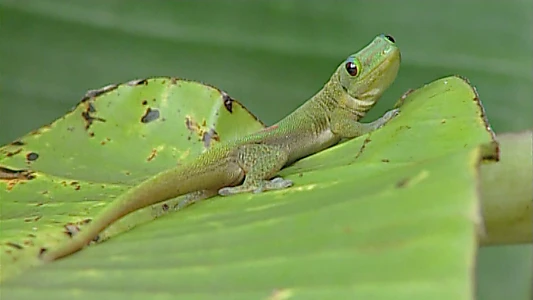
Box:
337 34 401 110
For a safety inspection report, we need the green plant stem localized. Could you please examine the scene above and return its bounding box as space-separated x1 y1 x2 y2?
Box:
479 130 532 246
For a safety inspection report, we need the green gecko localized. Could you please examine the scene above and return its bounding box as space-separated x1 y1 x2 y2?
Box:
40 34 401 262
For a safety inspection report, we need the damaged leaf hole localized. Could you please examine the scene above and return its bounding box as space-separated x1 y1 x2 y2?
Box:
65 224 80 237
222 92 234 113
26 152 39 162
141 107 160 123
87 102 96 113
127 79 148 86
64 219 92 237
202 128 220 148
81 83 118 101
0 166 35 180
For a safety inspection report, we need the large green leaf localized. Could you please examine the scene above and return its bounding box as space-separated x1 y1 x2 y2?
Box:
0 78 265 281
0 1 531 299
1 76 496 299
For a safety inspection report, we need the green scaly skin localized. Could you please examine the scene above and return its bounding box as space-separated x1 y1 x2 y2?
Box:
41 34 401 262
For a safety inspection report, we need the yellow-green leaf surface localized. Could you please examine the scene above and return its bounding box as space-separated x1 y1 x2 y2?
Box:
0 76 496 300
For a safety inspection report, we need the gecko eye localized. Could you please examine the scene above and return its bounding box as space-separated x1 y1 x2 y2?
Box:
345 61 358 76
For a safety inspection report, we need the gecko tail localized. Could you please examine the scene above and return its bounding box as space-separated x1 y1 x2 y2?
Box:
40 161 236 262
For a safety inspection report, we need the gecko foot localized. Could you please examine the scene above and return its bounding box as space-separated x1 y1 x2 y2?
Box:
382 108 400 123
218 177 293 196
372 108 400 130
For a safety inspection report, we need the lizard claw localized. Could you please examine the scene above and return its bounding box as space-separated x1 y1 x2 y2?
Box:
383 108 400 121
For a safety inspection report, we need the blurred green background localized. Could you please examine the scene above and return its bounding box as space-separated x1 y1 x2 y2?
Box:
0 0 531 299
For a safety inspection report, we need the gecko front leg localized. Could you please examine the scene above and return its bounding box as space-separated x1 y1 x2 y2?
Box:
331 108 400 138
218 144 293 195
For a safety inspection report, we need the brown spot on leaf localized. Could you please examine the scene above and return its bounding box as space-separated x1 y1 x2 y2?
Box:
471 91 499 160
81 109 106 130
100 137 111 145
141 107 160 123
185 116 200 133
396 178 409 188
142 100 148 105
147 149 157 162
10 140 25 146
26 152 39 162
30 128 43 136
162 203 169 211
24 215 42 222
6 242 23 250
6 148 22 157
396 125 412 131
354 136 372 159
381 159 390 163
